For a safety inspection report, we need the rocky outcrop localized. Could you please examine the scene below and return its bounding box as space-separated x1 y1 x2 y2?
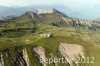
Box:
0 46 47 66
61 17 93 28
33 46 46 66
23 48 30 66
0 48 29 66
92 20 100 28
0 53 4 66
32 8 57 14
59 43 84 66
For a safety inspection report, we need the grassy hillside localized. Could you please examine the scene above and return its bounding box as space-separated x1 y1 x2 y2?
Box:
0 10 100 66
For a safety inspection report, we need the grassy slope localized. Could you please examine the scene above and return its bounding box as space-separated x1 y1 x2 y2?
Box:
0 12 100 66
0 24 100 66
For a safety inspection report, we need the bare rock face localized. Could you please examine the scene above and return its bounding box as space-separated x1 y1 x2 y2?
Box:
59 43 84 66
32 8 57 14
33 46 46 66
61 17 93 28
23 48 30 66
0 53 4 66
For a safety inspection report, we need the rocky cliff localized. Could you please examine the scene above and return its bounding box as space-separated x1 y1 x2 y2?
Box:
32 8 57 14
0 42 86 66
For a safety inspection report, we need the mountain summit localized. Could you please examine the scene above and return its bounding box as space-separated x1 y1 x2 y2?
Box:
32 8 58 14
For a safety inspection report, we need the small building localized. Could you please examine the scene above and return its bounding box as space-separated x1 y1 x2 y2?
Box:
40 33 53 37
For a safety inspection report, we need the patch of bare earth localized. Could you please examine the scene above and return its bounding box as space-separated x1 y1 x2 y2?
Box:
59 43 84 66
33 46 46 66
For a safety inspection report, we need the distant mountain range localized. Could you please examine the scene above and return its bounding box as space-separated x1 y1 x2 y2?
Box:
0 6 27 19
1 5 100 20
0 5 78 19
0 5 98 20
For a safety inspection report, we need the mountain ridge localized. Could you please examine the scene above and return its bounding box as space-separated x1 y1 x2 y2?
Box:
26 8 100 29
1 8 100 30
1 5 100 20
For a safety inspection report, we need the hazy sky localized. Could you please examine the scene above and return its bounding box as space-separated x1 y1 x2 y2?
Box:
0 0 100 7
